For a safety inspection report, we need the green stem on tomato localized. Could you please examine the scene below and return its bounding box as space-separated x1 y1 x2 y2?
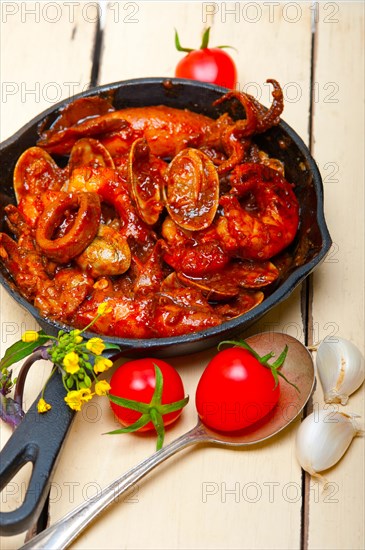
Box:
271 345 288 369
150 364 164 406
200 27 211 49
175 27 236 53
174 29 193 53
260 352 276 363
106 414 151 435
107 363 189 451
150 407 165 450
218 339 299 392
159 396 189 414
108 394 151 414
199 27 237 52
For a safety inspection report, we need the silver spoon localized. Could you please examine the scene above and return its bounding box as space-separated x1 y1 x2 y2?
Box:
20 332 315 550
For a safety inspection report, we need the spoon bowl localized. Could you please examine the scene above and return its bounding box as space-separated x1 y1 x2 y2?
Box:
20 332 315 550
201 332 315 446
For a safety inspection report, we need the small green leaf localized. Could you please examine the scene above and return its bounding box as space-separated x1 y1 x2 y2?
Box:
218 338 298 392
218 339 262 361
217 45 238 53
270 366 279 389
175 28 193 53
150 364 163 407
150 408 165 451
108 364 189 450
105 414 150 434
108 394 150 414
102 343 121 351
271 345 288 369
217 339 244 350
0 332 50 371
277 370 300 393
260 352 276 363
159 396 189 414
200 27 211 49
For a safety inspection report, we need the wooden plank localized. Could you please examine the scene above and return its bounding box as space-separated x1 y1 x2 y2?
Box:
0 1 98 140
306 2 365 549
99 1 312 138
0 3 97 548
42 3 313 549
98 1 215 86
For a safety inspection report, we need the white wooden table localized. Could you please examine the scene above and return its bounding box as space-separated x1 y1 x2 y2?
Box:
0 2 364 549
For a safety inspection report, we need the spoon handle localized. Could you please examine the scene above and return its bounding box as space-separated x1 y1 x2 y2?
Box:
20 423 206 550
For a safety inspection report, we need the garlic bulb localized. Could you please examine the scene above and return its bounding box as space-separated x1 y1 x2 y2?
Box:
316 336 365 405
296 410 362 478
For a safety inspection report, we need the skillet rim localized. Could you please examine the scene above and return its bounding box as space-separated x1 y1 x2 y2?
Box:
0 77 332 356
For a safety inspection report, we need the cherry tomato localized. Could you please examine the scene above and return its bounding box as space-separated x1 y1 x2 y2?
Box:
195 347 280 432
175 48 237 89
109 358 186 432
174 28 237 89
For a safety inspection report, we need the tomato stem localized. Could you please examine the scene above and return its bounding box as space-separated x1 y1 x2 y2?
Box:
106 414 150 435
200 27 211 49
108 394 150 414
260 352 276 363
174 29 193 53
150 407 165 450
175 27 236 54
107 364 189 450
218 339 299 392
200 27 237 52
271 345 288 369
159 396 189 414
150 363 164 406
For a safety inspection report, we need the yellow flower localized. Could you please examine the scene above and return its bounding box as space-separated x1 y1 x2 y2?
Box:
37 398 51 413
97 302 113 316
86 337 105 355
64 388 94 411
94 357 113 374
63 351 80 374
72 329 83 344
95 379 111 396
21 330 39 343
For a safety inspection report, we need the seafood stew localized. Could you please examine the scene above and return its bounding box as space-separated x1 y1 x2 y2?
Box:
0 78 331 356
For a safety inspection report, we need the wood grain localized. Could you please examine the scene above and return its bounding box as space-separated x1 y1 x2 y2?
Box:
307 3 365 549
47 3 313 549
0 2 363 550
0 3 96 548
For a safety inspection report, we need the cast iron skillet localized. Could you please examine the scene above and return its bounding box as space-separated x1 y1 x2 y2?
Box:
0 78 332 535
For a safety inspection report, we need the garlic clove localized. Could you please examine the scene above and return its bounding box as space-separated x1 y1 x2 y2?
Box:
316 336 365 405
295 409 362 478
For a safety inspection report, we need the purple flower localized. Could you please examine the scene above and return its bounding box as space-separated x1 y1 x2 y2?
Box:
0 394 24 429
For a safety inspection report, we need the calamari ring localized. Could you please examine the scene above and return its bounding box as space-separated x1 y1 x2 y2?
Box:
36 192 101 263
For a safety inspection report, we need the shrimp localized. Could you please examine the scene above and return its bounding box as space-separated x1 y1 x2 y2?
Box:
220 163 300 260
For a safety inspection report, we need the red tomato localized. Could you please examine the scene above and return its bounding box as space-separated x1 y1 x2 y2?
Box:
175 48 237 89
174 28 237 89
109 358 186 432
195 347 280 432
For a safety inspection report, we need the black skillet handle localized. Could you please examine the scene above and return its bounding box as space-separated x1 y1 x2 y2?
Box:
0 347 123 536
0 372 74 536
